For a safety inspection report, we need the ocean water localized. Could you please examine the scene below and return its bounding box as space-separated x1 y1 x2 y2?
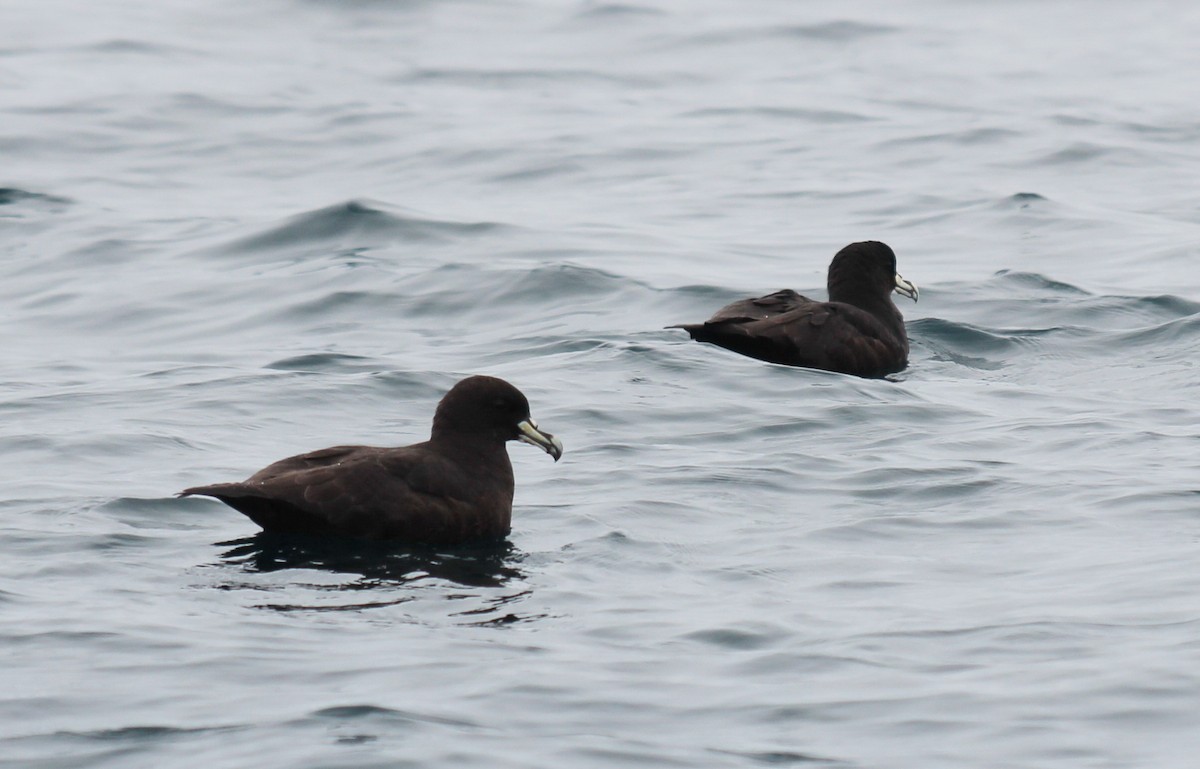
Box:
3 1 1199 767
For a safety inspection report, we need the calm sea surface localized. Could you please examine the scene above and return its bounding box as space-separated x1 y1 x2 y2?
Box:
3 1 1199 767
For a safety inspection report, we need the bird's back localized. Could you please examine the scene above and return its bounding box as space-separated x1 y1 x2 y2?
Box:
673 289 908 377
181 443 515 543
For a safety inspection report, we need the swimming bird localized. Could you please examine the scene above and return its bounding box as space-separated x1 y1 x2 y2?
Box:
180 375 563 543
670 240 918 377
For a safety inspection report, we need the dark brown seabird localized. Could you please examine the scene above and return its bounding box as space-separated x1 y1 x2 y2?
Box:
670 240 918 378
180 375 563 544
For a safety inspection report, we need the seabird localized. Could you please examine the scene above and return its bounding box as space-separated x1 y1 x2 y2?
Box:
670 240 918 377
181 375 562 543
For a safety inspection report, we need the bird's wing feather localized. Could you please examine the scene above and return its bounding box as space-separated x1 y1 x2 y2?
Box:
688 301 905 376
704 289 811 323
182 445 487 541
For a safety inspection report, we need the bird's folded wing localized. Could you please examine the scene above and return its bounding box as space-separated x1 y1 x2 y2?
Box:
184 447 476 539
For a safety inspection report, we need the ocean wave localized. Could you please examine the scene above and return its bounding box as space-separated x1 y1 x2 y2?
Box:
222 200 504 255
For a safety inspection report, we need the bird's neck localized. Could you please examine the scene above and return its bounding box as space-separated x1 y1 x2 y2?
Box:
829 282 885 311
430 429 511 467
829 283 904 333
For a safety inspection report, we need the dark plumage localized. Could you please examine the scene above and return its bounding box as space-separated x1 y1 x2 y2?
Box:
180 375 563 544
670 240 918 377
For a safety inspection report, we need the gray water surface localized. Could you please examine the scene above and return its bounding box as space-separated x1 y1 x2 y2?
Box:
3 1 1200 767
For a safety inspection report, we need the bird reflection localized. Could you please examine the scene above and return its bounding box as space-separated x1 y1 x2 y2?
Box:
216 531 526 588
